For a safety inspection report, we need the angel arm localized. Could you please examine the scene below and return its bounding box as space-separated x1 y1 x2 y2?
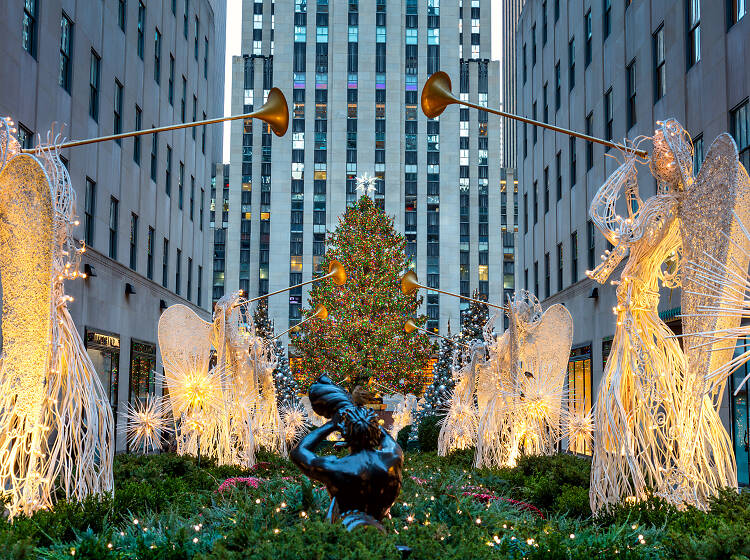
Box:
587 154 640 283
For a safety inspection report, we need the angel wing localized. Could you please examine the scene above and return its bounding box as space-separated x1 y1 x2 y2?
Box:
518 303 574 391
679 133 750 396
157 303 213 385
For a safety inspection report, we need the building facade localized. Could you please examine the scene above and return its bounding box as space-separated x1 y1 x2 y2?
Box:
216 0 509 340
515 0 750 477
0 0 226 450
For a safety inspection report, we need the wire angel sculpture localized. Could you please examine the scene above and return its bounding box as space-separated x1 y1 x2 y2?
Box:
0 119 114 518
389 394 419 439
474 291 573 468
588 119 750 512
158 292 288 467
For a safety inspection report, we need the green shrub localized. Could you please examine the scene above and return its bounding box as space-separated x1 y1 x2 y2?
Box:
417 415 442 452
396 425 412 449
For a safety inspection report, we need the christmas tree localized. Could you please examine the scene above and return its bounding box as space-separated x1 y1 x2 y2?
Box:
294 195 431 394
421 321 456 413
253 300 300 407
457 290 489 347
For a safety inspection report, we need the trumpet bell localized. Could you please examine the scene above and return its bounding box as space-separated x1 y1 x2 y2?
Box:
400 270 420 295
313 303 329 321
404 318 418 334
421 72 458 119
251 87 289 137
328 260 347 286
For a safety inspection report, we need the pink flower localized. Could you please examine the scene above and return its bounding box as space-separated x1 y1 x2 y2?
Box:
217 477 263 493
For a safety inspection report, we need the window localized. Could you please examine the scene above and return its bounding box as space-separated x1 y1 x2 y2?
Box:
190 175 195 220
114 80 123 141
166 146 172 195
567 345 593 454
570 230 578 283
194 17 199 60
729 0 747 26
187 258 193 301
585 10 592 67
150 131 158 182
603 0 611 41
168 55 175 105
201 112 206 153
542 1 548 44
587 220 596 271
181 76 187 122
543 84 549 123
59 14 73 92
555 0 560 21
557 243 563 291
555 62 561 110
532 25 537 66
687 0 700 68
204 37 209 78
570 137 577 187
118 0 126 31
134 105 142 163
653 25 666 102
544 167 550 213
89 50 101 122
523 193 528 233
184 0 189 38
568 38 575 90
109 197 119 260
146 227 154 280
731 100 750 172
544 253 551 297
522 43 527 83
534 261 539 297
693 134 705 173
175 249 182 295
586 112 594 170
532 102 537 144
162 238 169 288
626 61 636 129
200 188 204 230
556 151 562 200
154 29 161 83
604 88 613 144
137 2 145 59
197 265 203 307
16 123 33 150
533 181 538 224
129 213 138 270
22 0 37 57
192 95 197 138
84 178 96 246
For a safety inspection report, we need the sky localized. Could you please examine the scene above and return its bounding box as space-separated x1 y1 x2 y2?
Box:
223 0 502 163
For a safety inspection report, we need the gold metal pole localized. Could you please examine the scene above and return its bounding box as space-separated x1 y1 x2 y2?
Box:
21 87 289 153
400 270 507 312
404 319 471 349
421 72 648 159
274 304 328 339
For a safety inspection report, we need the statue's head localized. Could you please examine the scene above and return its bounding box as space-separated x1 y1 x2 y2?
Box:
338 405 382 452
650 119 694 192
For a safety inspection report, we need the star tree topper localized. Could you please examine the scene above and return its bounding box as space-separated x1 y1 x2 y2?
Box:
355 173 378 199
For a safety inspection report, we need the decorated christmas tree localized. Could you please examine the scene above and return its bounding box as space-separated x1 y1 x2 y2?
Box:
253 300 300 406
421 321 456 413
294 195 431 394
457 290 489 346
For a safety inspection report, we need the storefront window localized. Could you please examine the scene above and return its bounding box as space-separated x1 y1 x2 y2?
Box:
85 328 120 442
129 339 156 405
731 343 750 486
567 344 592 455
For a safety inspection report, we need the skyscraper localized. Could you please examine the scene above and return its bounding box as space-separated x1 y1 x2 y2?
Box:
220 0 504 340
0 0 226 450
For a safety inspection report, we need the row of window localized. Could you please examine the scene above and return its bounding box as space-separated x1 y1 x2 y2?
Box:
83 176 204 306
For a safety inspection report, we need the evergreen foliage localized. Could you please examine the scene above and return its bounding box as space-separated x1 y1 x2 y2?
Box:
457 290 489 347
253 300 300 407
421 321 456 414
294 195 431 394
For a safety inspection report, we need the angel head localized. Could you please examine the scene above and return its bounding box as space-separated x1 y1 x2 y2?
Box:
650 119 694 193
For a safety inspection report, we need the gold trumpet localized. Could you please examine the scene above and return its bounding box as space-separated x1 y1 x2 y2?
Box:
22 87 289 153
400 269 507 312
404 318 471 350
275 303 328 338
232 260 345 310
421 71 647 158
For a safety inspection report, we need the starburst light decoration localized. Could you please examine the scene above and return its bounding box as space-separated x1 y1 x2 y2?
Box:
354 173 378 199
125 395 170 452
587 119 750 512
280 403 309 444
0 119 114 519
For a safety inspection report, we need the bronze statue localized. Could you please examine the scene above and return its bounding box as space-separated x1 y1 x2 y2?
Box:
291 375 403 533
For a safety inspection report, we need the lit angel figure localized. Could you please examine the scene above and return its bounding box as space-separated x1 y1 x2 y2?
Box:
588 119 750 511
0 120 114 518
475 291 572 468
125 395 170 452
389 394 418 439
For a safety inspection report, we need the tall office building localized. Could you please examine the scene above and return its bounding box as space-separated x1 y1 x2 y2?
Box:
0 0 226 450
515 0 750 474
220 0 507 340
